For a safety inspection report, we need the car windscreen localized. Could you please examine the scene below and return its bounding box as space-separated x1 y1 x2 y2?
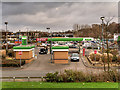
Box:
40 49 45 52
72 54 79 57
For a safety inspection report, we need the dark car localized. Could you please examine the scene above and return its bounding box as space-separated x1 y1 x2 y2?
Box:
39 48 48 54
69 45 77 48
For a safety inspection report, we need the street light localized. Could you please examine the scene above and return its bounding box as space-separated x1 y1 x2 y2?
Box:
100 16 105 42
100 16 105 71
100 16 105 50
46 28 52 63
5 22 8 51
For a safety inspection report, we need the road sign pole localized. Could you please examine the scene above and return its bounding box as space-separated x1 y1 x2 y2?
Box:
95 53 96 65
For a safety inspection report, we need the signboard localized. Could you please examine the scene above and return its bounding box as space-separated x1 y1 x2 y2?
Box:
22 36 27 45
15 40 19 44
18 51 22 55
19 35 22 39
36 38 48 41
83 38 94 41
94 50 97 54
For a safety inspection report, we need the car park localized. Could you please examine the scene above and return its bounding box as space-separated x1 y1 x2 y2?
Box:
70 53 79 62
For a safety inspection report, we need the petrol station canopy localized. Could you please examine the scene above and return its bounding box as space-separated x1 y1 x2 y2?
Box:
36 38 93 41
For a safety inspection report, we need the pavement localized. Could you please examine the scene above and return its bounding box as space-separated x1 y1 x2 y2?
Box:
2 47 104 77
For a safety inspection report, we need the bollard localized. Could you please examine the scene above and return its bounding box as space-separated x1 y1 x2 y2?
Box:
28 77 30 82
41 77 43 82
13 77 15 82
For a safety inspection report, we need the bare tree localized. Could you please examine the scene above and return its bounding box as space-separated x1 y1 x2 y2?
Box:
104 16 114 72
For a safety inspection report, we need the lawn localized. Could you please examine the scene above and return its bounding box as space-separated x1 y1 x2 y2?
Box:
2 82 118 88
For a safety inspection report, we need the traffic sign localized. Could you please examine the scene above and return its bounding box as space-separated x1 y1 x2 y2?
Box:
94 50 97 54
18 51 22 55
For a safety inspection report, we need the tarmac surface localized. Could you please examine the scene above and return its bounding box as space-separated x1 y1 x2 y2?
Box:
2 47 104 77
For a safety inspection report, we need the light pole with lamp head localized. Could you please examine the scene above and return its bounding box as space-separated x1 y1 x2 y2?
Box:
100 16 105 46
47 28 52 63
100 16 105 71
5 22 8 51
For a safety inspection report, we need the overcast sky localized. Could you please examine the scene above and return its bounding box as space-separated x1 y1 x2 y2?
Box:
2 2 118 32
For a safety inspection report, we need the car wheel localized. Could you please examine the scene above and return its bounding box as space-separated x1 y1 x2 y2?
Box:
77 60 79 62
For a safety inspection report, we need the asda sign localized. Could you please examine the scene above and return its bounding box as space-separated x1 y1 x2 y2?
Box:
22 36 27 45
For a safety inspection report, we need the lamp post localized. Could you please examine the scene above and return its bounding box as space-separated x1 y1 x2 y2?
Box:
100 16 105 45
100 16 105 71
100 17 105 52
5 22 8 51
47 28 52 63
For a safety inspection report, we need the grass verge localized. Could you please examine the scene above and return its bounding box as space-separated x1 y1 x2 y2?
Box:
2 82 118 88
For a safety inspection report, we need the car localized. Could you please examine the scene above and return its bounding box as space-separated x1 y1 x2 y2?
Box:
83 42 92 48
69 44 77 48
39 48 48 54
70 53 79 62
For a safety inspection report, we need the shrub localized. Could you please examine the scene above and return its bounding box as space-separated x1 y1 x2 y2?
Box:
110 49 118 56
2 54 6 59
112 55 117 62
56 75 64 82
89 52 102 61
44 69 119 82
7 50 15 57
44 72 58 82
64 69 75 82
117 55 120 62
101 53 113 63
73 71 85 82
101 70 119 82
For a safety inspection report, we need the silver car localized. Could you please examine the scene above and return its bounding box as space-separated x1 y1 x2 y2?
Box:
71 53 79 62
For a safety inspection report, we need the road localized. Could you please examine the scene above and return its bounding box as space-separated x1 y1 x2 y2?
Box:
2 47 104 77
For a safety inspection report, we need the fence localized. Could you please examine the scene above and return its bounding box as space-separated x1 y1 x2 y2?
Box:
1 77 45 82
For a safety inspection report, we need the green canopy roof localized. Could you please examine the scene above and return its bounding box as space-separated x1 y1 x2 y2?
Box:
13 45 35 49
47 38 83 41
52 46 69 49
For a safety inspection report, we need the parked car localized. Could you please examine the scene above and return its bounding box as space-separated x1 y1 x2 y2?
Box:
39 48 48 54
83 42 92 49
69 44 77 48
70 53 79 62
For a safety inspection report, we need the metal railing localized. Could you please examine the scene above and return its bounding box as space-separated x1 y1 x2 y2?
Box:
1 77 45 82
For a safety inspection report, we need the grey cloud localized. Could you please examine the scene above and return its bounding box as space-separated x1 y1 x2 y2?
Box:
2 2 118 32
